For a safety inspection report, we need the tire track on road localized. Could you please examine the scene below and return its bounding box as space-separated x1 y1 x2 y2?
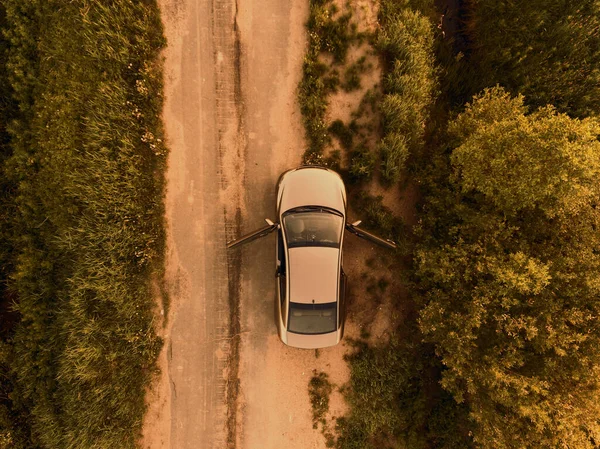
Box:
212 0 246 447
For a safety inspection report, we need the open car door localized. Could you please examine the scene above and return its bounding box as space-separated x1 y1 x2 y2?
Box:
345 220 397 250
227 219 279 249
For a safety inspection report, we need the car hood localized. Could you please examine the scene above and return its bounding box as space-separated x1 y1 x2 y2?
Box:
288 247 339 304
277 167 346 214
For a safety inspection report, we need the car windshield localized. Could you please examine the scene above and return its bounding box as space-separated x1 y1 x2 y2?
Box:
288 302 337 334
283 208 343 248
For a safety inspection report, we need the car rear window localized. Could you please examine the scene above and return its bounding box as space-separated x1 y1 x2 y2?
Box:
288 302 337 334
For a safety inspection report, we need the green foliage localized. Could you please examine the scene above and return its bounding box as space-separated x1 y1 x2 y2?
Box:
464 0 600 118
415 88 600 448
0 1 167 447
379 132 409 186
299 53 330 155
450 87 600 217
306 1 355 64
300 0 362 158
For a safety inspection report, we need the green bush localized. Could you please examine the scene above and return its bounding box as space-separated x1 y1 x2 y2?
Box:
450 87 600 217
306 1 355 64
336 339 472 449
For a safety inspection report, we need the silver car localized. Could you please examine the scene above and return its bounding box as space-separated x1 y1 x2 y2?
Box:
228 166 396 349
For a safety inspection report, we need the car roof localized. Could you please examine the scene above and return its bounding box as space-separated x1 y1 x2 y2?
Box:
287 247 340 304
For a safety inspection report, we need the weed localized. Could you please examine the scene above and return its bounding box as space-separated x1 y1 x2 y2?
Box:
348 144 376 182
299 54 330 154
301 0 363 159
329 120 353 151
342 56 370 92
309 370 334 429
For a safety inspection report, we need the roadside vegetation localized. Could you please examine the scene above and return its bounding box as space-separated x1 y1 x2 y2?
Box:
0 1 167 448
300 0 600 448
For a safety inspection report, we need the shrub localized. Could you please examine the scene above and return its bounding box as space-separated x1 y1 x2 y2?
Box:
449 87 600 217
336 339 472 449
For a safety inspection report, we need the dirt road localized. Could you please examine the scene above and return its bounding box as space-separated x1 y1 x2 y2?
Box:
142 1 353 448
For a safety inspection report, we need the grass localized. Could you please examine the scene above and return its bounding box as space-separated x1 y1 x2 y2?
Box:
0 1 167 448
377 0 438 162
379 133 409 186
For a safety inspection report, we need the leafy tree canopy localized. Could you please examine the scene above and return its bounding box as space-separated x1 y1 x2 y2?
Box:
449 87 600 217
416 87 600 448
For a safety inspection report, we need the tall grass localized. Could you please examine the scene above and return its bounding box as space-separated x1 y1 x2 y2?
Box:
376 0 438 184
0 1 167 447
463 0 600 118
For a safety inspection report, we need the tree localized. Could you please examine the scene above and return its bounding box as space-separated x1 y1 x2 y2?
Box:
449 87 600 217
416 88 600 448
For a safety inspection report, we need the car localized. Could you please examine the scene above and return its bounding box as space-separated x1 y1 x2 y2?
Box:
227 166 396 349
